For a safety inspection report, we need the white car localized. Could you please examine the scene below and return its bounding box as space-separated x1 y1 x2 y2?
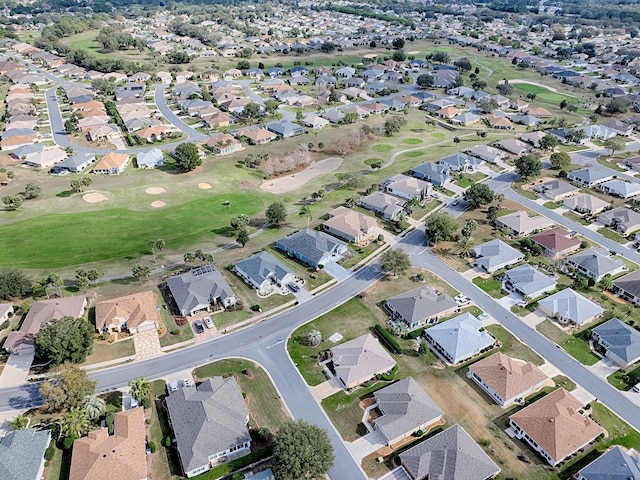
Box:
183 378 193 388
168 381 178 393
477 312 489 321
204 316 214 329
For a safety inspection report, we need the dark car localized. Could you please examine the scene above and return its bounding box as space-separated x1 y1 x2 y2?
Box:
193 320 204 333
287 282 300 293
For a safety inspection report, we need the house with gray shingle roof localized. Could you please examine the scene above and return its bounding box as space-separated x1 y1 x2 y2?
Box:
51 152 95 173
359 191 406 221
385 286 458 331
424 312 495 365
399 424 501 480
578 445 640 480
234 251 295 297
0 428 51 480
566 248 626 282
613 270 640 306
503 264 556 300
276 228 347 269
563 193 609 215
466 145 505 164
592 318 640 367
136 148 164 169
598 207 640 236
568 167 615 188
330 333 396 389
166 265 237 317
438 152 483 172
380 174 432 201
538 288 604 326
533 179 579 202
599 179 640 199
166 377 251 478
472 239 524 274
409 162 451 186
495 211 554 237
372 377 444 446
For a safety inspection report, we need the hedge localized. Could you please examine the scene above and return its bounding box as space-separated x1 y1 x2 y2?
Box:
374 324 401 354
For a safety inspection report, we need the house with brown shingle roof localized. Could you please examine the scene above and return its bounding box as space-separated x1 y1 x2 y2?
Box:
467 352 549 407
329 333 396 389
95 291 160 334
70 408 147 480
509 388 605 466
93 153 131 175
530 227 581 259
323 206 377 244
495 211 554 237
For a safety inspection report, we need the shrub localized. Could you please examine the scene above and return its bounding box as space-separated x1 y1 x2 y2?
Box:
165 436 172 447
381 365 398 381
416 429 424 437
148 441 156 453
257 426 272 441
62 436 76 450
142 397 151 409
377 234 384 242
170 329 179 335
251 304 261 312
0 320 9 330
374 324 401 354
44 446 56 461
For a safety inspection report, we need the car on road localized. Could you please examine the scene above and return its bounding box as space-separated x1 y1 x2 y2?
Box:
204 316 214 329
477 312 489 321
193 320 204 333
288 282 300 293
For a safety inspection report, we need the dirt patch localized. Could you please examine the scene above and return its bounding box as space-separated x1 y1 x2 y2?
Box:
145 187 166 195
260 157 343 194
83 192 108 203
198 182 212 190
151 200 166 208
603 290 630 305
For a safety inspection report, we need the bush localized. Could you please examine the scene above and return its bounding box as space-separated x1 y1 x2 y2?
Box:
250 304 261 312
142 397 151 409
381 365 398 381
62 436 76 450
148 441 156 453
374 324 401 354
416 429 424 437
170 329 179 335
44 446 56 461
0 320 9 330
165 436 172 447
377 234 384 242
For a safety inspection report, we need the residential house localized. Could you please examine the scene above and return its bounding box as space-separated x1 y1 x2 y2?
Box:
530 227 581 259
466 145 505 164
22 147 67 169
538 288 604 326
329 333 396 389
409 162 451 186
495 211 554 237
467 352 548 407
51 153 95 174
380 174 432 201
471 239 524 274
563 194 609 215
4 296 87 354
624 156 640 173
601 119 634 136
520 132 548 149
95 291 160 334
525 107 552 118
613 270 640 306
69 408 146 480
400 425 501 480
135 125 170 142
234 127 276 145
486 114 513 129
451 112 482 126
322 207 377 244
88 124 120 143
233 251 295 297
509 388 605 466
568 167 615 188
496 139 532 156
136 148 164 169
166 265 237 317
439 153 483 172
578 446 640 480
503 264 556 300
276 228 347 269
372 378 444 446
206 133 243 156
302 113 329 130
359 191 406 221
424 312 495 365
93 153 131 175
0 429 51 480
566 248 626 282
533 180 579 202
385 286 458 331
591 318 640 368
598 207 640 236
265 120 304 138
166 377 251 478
599 180 640 199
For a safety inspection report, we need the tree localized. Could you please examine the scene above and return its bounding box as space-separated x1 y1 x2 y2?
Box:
35 317 94 366
272 420 334 480
81 177 92 189
461 219 478 239
392 37 405 50
496 80 513 96
173 142 202 171
463 183 494 209
241 102 262 120
148 240 158 263
23 183 41 199
472 79 488 90
540 134 559 151
550 152 571 170
369 160 383 170
128 377 151 403
477 98 498 113
0 269 32 300
391 50 406 62
70 179 82 193
83 394 106 420
604 136 626 157
230 214 250 231
184 252 196 264
454 57 472 72
236 59 250 70
2 194 24 211
86 269 99 283
606 97 630 114
425 213 458 244
379 249 411 277
456 236 474 257
432 52 450 64
266 202 287 226
416 74 434 89
9 414 28 430
573 273 589 290
307 330 321 347
384 116 407 136
487 206 499 225
131 264 151 284
64 119 76 134
599 273 613 291
515 154 542 180
237 228 250 247
62 408 91 438
39 364 96 412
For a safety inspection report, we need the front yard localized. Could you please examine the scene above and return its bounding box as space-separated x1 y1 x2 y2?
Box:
607 363 640 391
536 320 600 365
597 227 628 244
472 276 505 298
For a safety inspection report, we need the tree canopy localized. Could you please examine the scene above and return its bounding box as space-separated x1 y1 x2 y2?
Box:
173 142 202 171
266 202 287 226
463 183 494 209
416 74 434 89
0 269 32 300
514 154 542 180
272 420 334 480
425 213 458 243
39 364 96 412
379 249 411 277
550 152 571 170
604 136 626 156
34 316 94 366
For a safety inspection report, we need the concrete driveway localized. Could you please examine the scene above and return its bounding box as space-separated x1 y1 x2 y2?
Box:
590 358 620 380
347 429 387 460
0 350 35 388
323 261 351 282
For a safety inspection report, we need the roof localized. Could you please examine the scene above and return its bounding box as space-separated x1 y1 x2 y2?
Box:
439 153 481 169
568 167 614 184
466 145 503 162
360 191 405 217
381 174 431 197
330 333 396 387
386 286 457 325
0 429 51 480
600 180 640 198
613 270 640 299
531 227 581 253
504 264 556 297
95 291 160 331
70 408 146 480
472 239 524 272
234 251 293 287
276 228 346 266
55 153 95 171
136 148 164 167
426 313 495 364
166 265 236 315
469 352 548 402
509 388 605 463
496 211 554 235
563 194 609 213
166 377 251 473
93 153 130 171
496 138 530 154
324 207 376 238
4 296 86 351
592 318 640 364
533 179 579 199
578 446 640 480
400 425 501 480
599 207 640 230
567 248 625 278
539 288 604 325
373 378 444 442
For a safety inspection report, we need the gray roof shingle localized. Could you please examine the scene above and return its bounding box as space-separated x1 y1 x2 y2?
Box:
0 429 51 480
578 446 640 480
234 251 293 287
592 318 640 364
386 286 457 325
166 265 236 315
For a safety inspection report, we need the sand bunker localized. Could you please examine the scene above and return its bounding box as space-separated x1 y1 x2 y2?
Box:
83 193 107 203
198 182 212 190
145 187 166 195
151 201 166 208
407 50 420 55
260 157 344 194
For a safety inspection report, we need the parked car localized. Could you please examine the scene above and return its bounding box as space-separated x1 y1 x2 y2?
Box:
204 316 214 329
183 378 192 388
193 320 204 333
454 294 470 305
287 282 300 293
452 199 460 206
477 312 489 321
168 381 178 393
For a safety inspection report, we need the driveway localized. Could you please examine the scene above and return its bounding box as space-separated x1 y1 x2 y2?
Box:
590 358 620 380
323 261 351 282
310 377 343 401
380 467 412 480
292 288 313 304
0 350 35 388
347 429 387 460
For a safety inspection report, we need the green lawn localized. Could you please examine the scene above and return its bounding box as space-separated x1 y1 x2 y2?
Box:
403 150 426 158
402 138 423 145
158 304 194 348
564 211 591 226
487 324 544 365
597 227 628 244
0 192 267 268
372 144 394 153
544 201 561 210
364 157 383 166
607 363 640 391
512 83 577 104
536 320 600 365
84 338 135 365
149 380 181 479
552 375 576 392
472 276 505 299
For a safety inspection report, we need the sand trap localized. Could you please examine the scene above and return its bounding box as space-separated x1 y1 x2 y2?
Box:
260 157 344 194
198 182 212 190
151 200 166 208
145 187 166 195
83 193 107 203
407 50 420 55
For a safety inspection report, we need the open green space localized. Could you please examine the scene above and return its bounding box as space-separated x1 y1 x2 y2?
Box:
608 363 640 391
0 192 267 268
364 157 383 166
597 227 628 244
472 276 505 299
486 324 544 365
536 320 600 365
403 150 425 158
512 83 576 104
372 144 394 153
84 338 135 365
402 138 423 145
543 201 561 209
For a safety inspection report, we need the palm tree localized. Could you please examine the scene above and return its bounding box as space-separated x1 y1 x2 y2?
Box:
307 330 321 347
599 274 613 291
9 414 28 430
83 395 106 421
155 239 165 257
62 408 91 438
184 252 196 264
456 236 474 258
128 377 151 403
299 204 312 228
149 240 157 263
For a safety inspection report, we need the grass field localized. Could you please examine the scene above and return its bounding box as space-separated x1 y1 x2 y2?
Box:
84 338 135 365
536 320 600 365
597 227 628 244
472 276 505 298
61 30 154 63
512 83 577 104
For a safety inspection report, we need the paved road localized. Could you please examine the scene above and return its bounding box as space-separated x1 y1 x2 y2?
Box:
153 84 207 142
571 144 640 184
